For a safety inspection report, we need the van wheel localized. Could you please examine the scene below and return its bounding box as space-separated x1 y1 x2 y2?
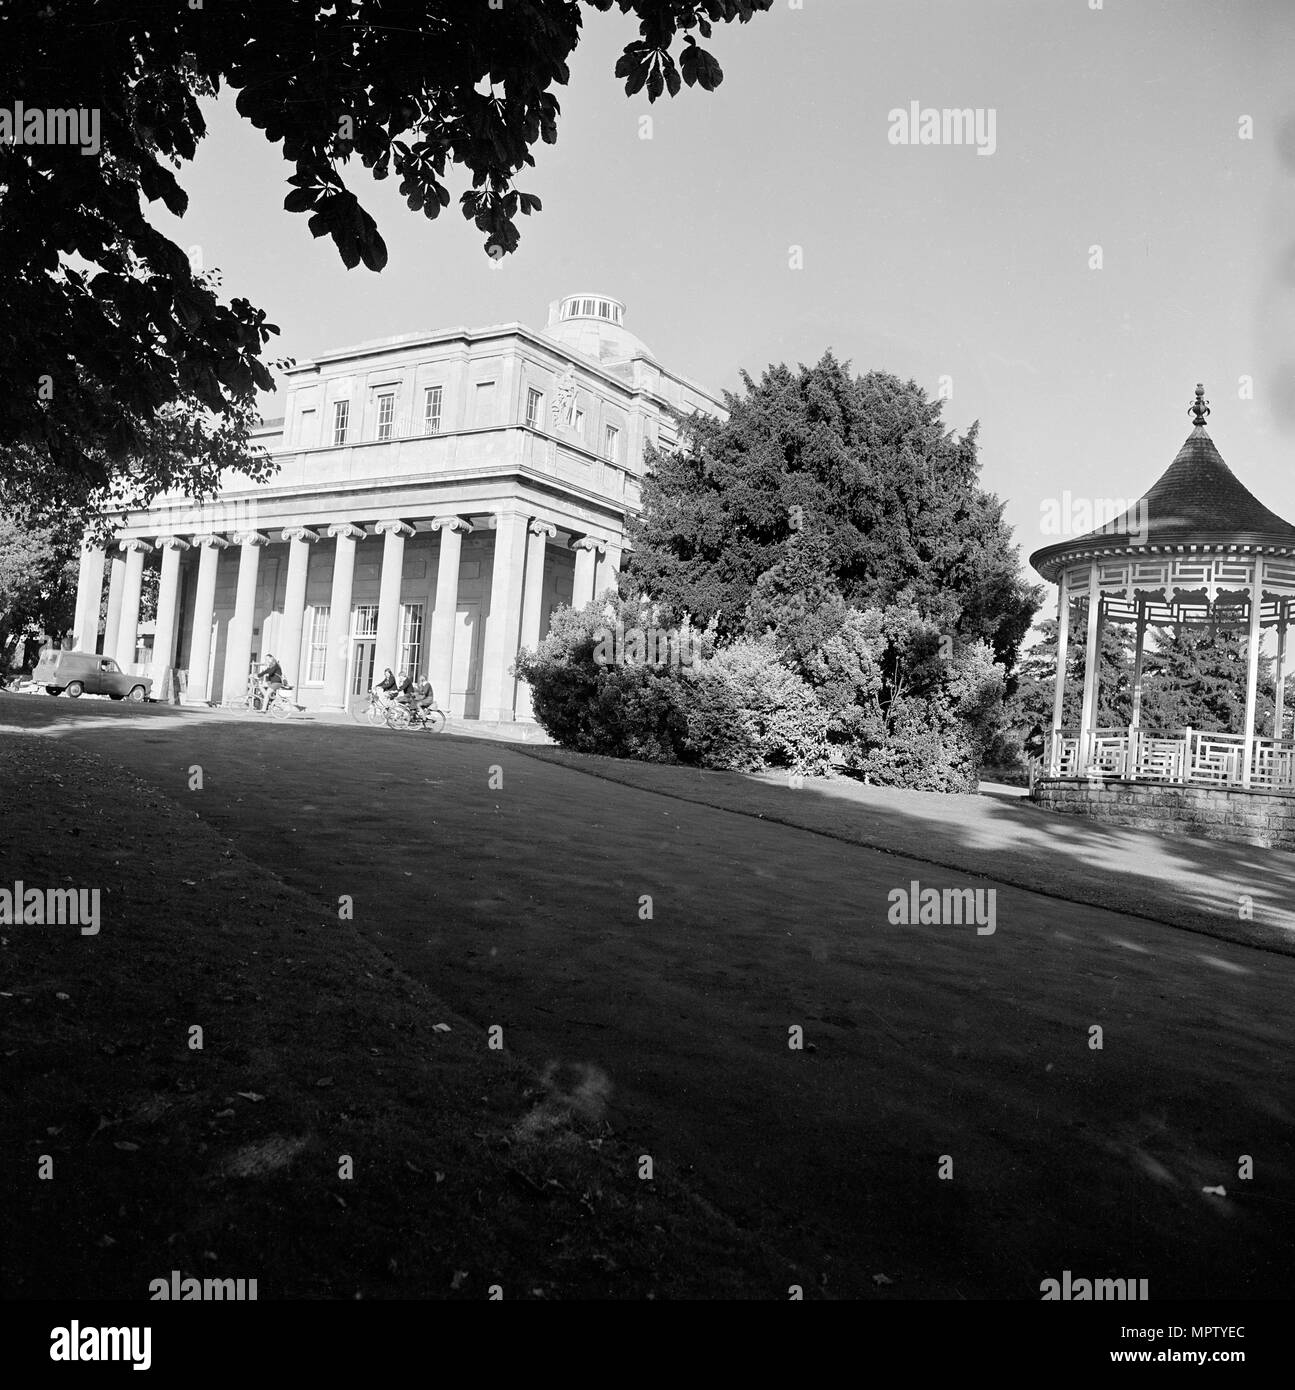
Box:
127 686 146 702
65 681 84 698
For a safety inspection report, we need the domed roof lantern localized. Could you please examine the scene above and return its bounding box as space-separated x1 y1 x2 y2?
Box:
540 292 658 368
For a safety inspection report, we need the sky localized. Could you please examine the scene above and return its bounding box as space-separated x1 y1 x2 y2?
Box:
151 0 1295 609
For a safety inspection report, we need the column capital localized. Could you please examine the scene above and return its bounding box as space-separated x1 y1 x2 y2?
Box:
485 510 527 530
233 531 271 547
375 520 415 538
326 523 366 541
155 536 191 551
429 515 472 534
193 533 231 549
119 538 154 554
571 535 606 555
282 526 321 544
528 520 558 539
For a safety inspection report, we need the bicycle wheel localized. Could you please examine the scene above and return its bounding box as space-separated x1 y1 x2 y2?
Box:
385 702 412 730
423 708 446 733
367 699 387 726
350 698 372 725
268 691 293 720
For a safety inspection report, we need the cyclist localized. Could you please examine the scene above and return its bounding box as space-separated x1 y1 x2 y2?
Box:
255 653 284 712
407 674 435 718
373 667 397 708
394 669 414 705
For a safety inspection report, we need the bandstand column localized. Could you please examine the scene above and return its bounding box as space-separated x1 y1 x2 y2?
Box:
73 539 106 653
222 532 270 705
374 521 415 676
1276 604 1289 744
1050 569 1071 773
322 524 366 711
1129 599 1147 730
151 537 190 698
1079 561 1102 771
184 535 230 705
515 520 557 720
428 516 471 711
280 528 320 689
1241 558 1264 789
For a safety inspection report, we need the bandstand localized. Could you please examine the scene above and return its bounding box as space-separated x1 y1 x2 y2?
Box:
1028 386 1295 848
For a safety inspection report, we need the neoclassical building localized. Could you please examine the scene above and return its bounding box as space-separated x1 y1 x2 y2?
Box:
71 293 724 721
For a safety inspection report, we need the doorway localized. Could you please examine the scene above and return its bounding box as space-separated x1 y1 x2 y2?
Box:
349 638 376 710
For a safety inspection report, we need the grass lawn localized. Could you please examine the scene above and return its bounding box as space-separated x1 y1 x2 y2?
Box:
2 695 1293 1299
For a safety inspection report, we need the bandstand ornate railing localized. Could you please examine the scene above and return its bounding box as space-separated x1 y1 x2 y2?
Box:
1049 728 1295 791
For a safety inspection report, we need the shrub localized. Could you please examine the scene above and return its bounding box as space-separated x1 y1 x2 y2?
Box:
685 639 830 774
514 593 708 763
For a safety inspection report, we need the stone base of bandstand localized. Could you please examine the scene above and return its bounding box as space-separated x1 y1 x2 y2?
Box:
1031 777 1295 850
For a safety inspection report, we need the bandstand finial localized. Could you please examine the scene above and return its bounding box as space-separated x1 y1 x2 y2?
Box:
1190 382 1210 427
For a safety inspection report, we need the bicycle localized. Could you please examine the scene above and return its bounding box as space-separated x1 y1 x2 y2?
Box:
239 676 295 720
385 699 446 733
351 689 394 725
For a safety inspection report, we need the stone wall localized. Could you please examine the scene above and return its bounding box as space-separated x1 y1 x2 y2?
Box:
1031 778 1295 849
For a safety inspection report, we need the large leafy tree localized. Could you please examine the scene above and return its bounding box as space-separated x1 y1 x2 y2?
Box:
625 354 1040 674
0 512 78 672
0 0 772 524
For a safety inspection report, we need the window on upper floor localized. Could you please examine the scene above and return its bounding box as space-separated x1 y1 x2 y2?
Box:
604 424 620 461
424 385 443 434
526 388 544 429
333 400 350 446
376 393 395 441
573 407 585 439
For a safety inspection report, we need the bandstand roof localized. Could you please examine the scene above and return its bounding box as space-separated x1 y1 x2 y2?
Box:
1030 385 1295 585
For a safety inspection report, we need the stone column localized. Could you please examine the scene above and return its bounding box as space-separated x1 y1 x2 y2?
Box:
479 510 529 721
73 539 106 653
321 523 365 710
114 540 152 668
280 527 320 688
599 540 623 596
428 516 471 709
1079 562 1102 773
1050 569 1070 774
374 520 415 676
184 535 230 704
222 532 270 705
151 537 190 699
102 547 126 660
1242 560 1264 789
571 536 605 610
515 520 557 720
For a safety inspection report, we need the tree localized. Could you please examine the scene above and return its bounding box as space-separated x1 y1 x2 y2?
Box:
0 0 773 525
1140 622 1267 735
0 512 78 672
625 354 1040 674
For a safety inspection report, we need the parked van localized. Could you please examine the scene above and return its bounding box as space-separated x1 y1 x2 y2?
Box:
32 651 152 702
